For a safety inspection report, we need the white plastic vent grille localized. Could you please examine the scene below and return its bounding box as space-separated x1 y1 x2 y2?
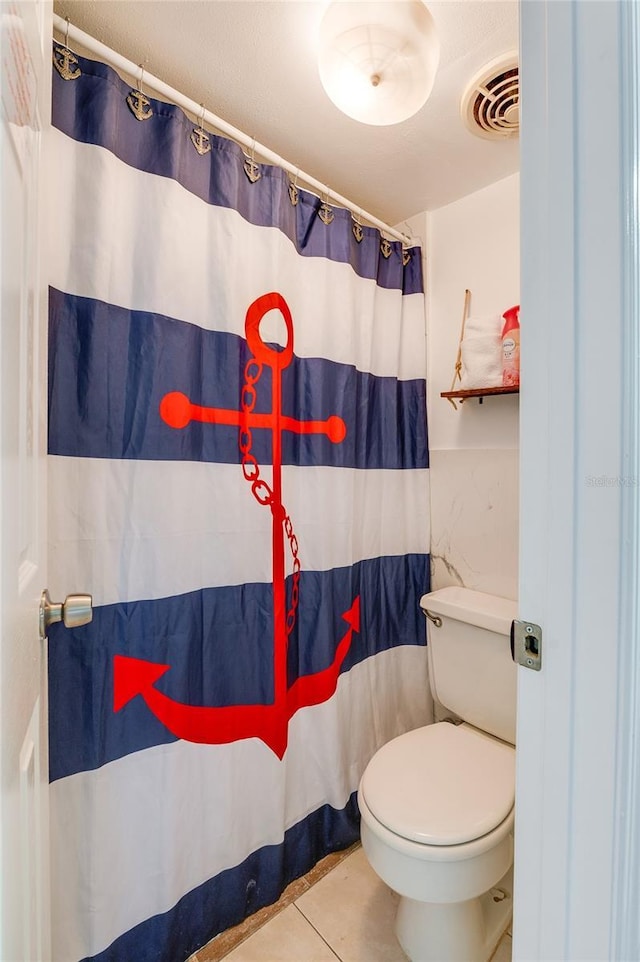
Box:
461 53 519 141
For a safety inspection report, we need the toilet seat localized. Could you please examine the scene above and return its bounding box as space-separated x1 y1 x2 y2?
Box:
360 722 515 846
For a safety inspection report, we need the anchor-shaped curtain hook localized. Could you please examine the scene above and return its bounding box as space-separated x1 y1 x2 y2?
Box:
126 63 153 121
190 103 212 156
243 138 262 183
318 188 334 226
53 16 81 80
352 208 364 243
288 168 300 206
380 234 392 259
400 223 413 265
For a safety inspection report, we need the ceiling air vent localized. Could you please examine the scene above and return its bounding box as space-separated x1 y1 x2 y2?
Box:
461 52 519 140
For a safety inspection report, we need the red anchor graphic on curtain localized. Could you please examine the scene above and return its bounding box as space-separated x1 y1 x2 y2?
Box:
113 292 359 759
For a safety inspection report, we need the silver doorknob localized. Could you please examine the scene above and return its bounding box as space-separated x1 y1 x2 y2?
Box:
39 589 93 640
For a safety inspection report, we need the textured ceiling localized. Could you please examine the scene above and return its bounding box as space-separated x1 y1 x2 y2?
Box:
52 0 520 228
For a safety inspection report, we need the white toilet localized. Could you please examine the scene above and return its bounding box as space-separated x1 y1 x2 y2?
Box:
358 586 518 962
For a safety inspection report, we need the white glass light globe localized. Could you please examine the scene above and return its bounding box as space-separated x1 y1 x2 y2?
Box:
318 1 440 126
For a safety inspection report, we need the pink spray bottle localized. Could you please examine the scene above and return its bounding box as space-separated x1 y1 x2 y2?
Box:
501 305 520 387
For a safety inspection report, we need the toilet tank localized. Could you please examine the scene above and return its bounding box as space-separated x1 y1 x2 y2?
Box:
420 587 518 745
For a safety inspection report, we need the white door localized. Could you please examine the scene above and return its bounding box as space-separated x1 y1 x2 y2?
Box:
1 0 52 959
515 1 640 959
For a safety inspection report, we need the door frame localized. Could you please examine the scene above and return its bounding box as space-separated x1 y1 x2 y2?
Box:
515 1 640 959
0 0 52 957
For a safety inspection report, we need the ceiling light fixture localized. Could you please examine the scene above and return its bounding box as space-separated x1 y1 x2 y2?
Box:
317 0 440 127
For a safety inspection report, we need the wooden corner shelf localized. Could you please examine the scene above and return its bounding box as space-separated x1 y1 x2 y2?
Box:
440 386 519 405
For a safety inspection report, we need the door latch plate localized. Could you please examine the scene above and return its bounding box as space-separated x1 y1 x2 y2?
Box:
510 619 542 671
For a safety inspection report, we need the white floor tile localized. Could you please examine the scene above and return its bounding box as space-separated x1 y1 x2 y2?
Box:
221 904 339 962
490 933 513 962
295 848 409 962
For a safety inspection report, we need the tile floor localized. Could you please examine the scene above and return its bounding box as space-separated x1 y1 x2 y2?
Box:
192 845 513 962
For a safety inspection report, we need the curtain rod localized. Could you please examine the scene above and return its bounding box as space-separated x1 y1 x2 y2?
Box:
53 14 410 245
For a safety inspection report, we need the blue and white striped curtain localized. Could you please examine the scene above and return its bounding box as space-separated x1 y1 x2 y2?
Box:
47 46 431 962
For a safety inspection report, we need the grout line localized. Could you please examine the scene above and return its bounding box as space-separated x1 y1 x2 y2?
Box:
488 932 513 962
191 842 360 961
291 904 342 961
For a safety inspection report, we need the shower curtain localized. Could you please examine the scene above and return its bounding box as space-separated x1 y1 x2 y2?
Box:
47 46 431 962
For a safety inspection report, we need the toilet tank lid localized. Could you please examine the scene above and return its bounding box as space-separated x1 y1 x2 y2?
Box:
420 587 517 636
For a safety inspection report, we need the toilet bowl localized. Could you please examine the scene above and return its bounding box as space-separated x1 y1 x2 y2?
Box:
357 587 518 962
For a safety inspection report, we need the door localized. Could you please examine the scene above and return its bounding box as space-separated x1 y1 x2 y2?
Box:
515 1 640 959
1 0 52 959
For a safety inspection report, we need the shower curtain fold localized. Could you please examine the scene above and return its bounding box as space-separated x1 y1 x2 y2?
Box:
47 48 431 962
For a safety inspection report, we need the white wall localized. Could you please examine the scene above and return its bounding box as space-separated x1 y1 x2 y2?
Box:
423 173 520 601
